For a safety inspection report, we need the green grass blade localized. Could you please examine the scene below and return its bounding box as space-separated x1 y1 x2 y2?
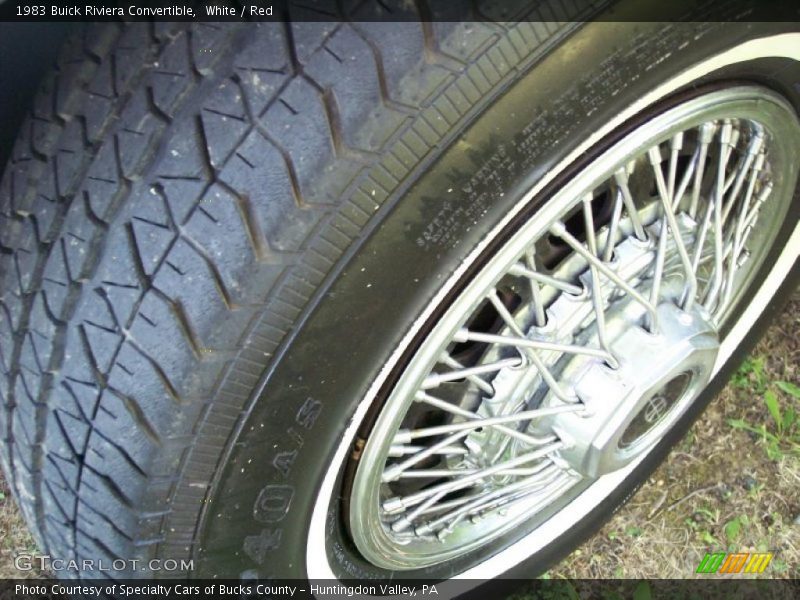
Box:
776 381 800 399
764 390 783 432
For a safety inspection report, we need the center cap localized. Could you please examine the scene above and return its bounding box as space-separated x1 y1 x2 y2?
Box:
619 371 693 448
542 302 719 478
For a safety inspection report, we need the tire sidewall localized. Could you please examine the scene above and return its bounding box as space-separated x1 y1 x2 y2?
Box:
196 19 800 580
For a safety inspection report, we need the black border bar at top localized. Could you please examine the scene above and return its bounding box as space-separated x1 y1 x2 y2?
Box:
0 0 799 23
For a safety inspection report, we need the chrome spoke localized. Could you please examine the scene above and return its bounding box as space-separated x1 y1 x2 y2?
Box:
673 144 698 212
691 192 715 277
439 352 495 395
549 221 658 325
603 189 625 262
648 149 670 318
524 248 548 326
382 429 473 482
392 404 583 443
733 151 765 249
719 150 763 314
414 391 554 446
422 357 522 389
508 262 583 295
388 444 469 458
382 441 564 513
690 122 716 219
650 215 668 319
722 128 764 225
614 168 648 240
468 294 577 403
741 181 773 232
649 146 698 309
455 329 614 362
413 466 566 536
667 132 683 201
704 121 735 310
582 193 617 360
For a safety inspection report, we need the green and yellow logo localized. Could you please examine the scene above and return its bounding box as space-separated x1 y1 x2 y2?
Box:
696 552 773 574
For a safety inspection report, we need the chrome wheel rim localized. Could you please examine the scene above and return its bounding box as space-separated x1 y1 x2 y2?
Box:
347 87 800 570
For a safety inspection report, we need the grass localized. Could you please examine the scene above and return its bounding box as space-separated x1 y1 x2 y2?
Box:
728 372 800 461
0 478 40 578
0 294 797 580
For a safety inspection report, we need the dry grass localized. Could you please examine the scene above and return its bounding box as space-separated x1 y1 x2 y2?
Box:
0 296 797 580
0 478 40 578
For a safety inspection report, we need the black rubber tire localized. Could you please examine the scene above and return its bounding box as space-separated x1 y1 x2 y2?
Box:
0 1 797 584
0 3 593 579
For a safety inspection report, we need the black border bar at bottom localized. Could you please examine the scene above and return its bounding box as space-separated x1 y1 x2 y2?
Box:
2 579 799 600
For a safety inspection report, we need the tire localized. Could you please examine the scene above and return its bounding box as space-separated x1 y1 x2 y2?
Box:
0 3 798 585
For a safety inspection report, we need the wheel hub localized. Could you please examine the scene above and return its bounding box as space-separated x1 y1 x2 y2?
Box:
541 302 719 478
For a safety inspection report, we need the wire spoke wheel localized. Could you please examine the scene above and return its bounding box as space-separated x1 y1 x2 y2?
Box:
345 87 800 570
